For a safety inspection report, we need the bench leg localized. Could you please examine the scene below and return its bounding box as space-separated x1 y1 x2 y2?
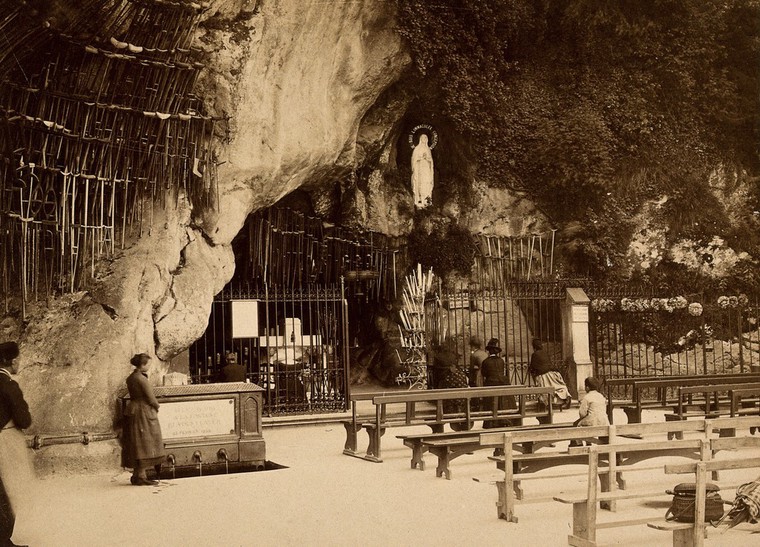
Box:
365 427 385 462
623 407 641 424
495 480 518 523
513 478 524 500
616 470 626 490
672 527 694 547
568 501 596 546
664 415 685 440
598 472 616 512
434 447 452 480
342 422 361 455
407 441 426 471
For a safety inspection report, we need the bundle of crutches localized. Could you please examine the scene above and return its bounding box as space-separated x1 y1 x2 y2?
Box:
475 230 557 281
398 264 434 347
0 0 219 313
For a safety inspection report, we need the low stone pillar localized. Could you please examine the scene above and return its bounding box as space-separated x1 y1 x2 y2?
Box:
562 288 593 400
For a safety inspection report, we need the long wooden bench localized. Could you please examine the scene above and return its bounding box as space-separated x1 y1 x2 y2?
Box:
482 416 760 523
730 386 760 434
342 385 555 462
607 374 760 424
554 438 712 546
647 436 760 547
665 382 760 438
604 374 751 422
397 422 576 478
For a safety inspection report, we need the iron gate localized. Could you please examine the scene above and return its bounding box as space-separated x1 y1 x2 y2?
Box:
189 283 349 415
425 281 568 385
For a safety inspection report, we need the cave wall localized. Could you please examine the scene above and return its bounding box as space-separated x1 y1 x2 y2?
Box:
12 0 411 454
5 0 556 477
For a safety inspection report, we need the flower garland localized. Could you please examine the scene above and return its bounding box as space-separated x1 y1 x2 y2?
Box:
591 294 751 315
717 294 749 309
591 296 692 313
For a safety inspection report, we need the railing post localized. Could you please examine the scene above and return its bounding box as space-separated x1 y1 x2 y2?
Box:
563 288 593 400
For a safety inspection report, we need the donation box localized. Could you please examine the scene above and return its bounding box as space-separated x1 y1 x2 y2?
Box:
122 382 266 471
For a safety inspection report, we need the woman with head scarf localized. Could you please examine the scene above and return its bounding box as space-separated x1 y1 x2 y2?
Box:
481 338 516 431
124 353 164 486
0 341 33 547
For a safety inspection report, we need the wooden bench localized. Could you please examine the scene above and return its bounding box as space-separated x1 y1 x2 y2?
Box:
730 386 760 433
605 374 747 422
483 417 760 523
647 436 760 547
343 391 394 456
397 422 576 479
342 385 555 462
665 382 760 437
554 438 712 546
481 424 612 523
606 374 760 424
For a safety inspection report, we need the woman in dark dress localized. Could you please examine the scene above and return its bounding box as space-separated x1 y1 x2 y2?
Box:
0 341 33 547
125 353 164 486
481 338 516 430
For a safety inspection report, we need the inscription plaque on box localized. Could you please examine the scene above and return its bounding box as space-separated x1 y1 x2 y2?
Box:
160 398 236 440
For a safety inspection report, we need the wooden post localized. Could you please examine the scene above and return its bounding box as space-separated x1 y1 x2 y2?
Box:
502 433 517 523
587 448 599 542
693 462 707 547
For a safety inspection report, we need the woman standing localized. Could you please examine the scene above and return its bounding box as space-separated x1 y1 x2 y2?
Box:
125 353 164 486
0 341 34 547
481 338 516 430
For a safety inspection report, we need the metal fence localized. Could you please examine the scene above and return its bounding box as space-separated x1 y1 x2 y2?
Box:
425 280 569 386
188 283 349 416
589 291 760 399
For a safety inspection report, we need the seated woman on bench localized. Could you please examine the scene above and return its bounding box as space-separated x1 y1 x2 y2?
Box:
569 377 610 447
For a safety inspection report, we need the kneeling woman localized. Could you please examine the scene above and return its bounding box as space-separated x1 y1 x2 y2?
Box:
125 353 164 486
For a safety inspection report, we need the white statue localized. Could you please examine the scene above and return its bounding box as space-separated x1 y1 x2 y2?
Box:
411 133 434 208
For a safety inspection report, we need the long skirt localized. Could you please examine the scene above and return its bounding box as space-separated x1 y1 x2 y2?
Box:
535 371 570 404
0 424 37 540
125 402 164 470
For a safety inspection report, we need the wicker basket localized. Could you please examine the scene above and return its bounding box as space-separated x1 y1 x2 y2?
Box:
665 483 725 523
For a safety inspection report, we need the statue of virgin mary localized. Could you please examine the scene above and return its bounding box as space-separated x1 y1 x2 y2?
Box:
411 133 434 208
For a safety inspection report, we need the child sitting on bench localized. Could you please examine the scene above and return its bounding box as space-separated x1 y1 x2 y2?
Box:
569 377 610 447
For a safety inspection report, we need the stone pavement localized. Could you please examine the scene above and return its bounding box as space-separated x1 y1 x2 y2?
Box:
12 409 760 546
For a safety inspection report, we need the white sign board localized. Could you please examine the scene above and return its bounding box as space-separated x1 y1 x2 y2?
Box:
571 305 589 323
231 300 259 338
160 398 236 439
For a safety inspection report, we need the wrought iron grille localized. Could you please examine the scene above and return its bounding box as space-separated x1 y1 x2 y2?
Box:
425 279 569 387
589 291 760 400
189 283 349 416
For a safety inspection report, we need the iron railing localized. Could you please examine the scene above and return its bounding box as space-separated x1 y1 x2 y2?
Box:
589 291 760 400
189 282 349 416
425 278 572 386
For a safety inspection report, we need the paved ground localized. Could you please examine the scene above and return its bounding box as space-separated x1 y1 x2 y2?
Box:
11 408 760 546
